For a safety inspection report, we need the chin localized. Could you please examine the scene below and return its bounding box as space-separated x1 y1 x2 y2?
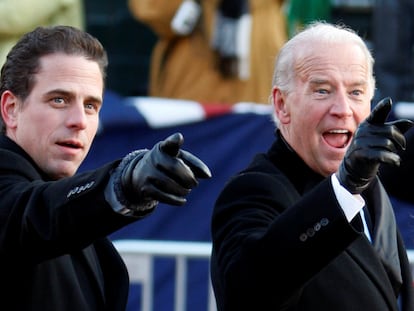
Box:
321 161 341 176
48 167 78 180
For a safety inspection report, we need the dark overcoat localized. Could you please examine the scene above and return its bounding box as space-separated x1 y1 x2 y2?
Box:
211 132 414 310
0 135 143 310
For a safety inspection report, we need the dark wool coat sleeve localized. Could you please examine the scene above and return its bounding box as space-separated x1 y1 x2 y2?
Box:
0 136 144 310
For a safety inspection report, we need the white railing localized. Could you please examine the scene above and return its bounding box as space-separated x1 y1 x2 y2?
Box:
407 250 414 278
114 239 414 311
113 239 216 311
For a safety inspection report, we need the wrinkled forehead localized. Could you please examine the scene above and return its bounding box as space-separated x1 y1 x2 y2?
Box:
294 41 370 82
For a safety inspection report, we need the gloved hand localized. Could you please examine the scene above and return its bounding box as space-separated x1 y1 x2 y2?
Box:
118 132 211 207
336 97 413 194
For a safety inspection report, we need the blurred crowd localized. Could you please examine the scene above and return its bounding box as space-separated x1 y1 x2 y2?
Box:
96 0 414 106
2 1 411 106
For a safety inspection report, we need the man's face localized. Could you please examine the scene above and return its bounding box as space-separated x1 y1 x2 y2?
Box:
274 42 372 176
3 53 103 179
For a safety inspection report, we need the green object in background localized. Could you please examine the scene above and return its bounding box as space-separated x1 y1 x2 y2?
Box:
286 0 332 37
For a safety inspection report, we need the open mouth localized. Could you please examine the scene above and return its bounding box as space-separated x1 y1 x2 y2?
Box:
322 129 351 148
57 141 82 149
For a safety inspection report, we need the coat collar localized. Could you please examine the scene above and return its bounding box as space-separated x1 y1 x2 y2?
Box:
0 135 53 181
267 130 325 195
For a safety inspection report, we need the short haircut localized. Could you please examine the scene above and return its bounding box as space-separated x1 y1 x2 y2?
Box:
0 25 108 100
0 25 108 132
270 21 376 125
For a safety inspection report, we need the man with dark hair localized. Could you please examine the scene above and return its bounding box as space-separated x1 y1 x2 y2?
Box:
0 25 211 310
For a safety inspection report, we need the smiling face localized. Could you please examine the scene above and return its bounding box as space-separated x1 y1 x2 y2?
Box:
273 42 372 176
1 53 103 180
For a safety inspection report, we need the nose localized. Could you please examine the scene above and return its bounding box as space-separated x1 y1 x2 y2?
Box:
330 92 353 118
66 101 87 130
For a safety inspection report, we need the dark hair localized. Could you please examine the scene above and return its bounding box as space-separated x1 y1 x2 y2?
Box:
0 25 108 132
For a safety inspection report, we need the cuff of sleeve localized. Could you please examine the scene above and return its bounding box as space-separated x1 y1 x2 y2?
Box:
105 150 158 216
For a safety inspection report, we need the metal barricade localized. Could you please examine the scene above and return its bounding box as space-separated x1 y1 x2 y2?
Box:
114 239 414 311
407 249 414 280
113 239 216 311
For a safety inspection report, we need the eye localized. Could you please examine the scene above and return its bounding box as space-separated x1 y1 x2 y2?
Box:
351 89 363 96
53 97 65 105
50 97 67 108
85 103 94 110
84 102 100 114
316 89 329 94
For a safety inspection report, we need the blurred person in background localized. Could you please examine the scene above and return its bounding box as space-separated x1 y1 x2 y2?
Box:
286 0 331 38
128 0 287 105
0 0 84 67
357 0 414 205
372 0 414 103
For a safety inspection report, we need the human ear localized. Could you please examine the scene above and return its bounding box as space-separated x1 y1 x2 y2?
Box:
1 90 19 129
272 87 290 124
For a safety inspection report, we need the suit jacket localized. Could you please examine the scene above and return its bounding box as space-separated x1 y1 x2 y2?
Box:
211 131 414 310
0 135 143 310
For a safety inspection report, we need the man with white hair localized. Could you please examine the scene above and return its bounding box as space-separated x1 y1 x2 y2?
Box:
210 21 414 310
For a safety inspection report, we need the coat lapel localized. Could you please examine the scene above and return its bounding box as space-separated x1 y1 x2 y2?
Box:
365 178 403 291
346 238 400 309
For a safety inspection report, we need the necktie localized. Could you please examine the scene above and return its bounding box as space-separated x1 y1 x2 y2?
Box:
360 206 373 242
362 205 373 235
351 207 373 242
351 212 363 231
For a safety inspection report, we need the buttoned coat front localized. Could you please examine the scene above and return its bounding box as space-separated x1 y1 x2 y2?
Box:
0 135 141 310
210 132 414 310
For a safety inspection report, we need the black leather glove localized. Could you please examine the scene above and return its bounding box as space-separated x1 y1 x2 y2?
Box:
117 132 211 207
336 97 413 194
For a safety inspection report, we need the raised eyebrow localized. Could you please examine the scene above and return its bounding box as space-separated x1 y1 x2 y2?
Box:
308 79 367 89
309 79 330 86
349 80 368 89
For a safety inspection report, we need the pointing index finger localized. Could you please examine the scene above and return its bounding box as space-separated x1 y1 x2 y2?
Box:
366 97 392 125
159 132 184 157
